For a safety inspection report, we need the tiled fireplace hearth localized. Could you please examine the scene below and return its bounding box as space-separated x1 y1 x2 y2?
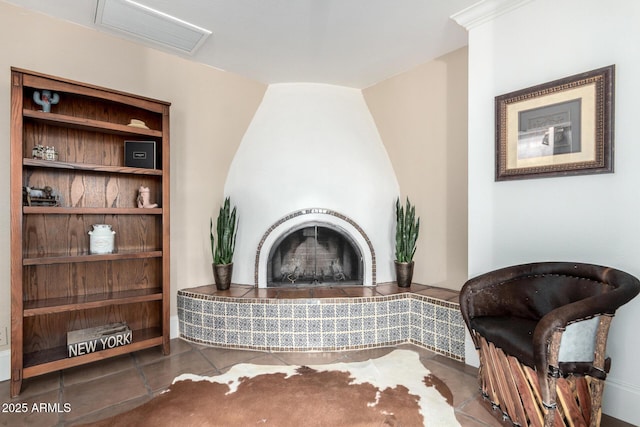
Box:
178 284 465 362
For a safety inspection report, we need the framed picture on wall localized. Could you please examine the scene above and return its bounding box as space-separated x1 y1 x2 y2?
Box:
495 65 615 181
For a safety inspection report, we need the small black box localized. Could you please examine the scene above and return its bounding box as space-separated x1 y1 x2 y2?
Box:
124 141 159 169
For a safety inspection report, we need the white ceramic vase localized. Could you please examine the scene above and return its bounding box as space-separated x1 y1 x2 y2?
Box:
89 224 115 254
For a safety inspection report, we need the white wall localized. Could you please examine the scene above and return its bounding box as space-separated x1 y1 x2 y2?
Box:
466 0 640 423
225 83 399 285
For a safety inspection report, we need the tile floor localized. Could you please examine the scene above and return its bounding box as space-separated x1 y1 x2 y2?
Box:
0 338 632 426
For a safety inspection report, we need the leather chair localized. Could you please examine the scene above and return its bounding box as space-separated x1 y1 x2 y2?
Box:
460 262 640 427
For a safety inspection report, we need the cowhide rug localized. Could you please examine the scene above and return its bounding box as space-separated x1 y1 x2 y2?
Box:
87 349 460 426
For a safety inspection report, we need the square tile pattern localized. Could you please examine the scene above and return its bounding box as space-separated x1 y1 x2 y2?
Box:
178 283 465 361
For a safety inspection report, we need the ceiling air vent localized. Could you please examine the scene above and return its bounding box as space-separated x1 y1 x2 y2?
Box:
95 0 211 55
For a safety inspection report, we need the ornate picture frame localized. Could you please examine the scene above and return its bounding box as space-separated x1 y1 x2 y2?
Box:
495 65 615 181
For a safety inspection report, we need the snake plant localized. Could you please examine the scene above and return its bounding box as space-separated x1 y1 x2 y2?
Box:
395 197 420 263
211 197 238 265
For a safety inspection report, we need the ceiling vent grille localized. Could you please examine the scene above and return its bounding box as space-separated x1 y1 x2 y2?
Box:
95 0 211 55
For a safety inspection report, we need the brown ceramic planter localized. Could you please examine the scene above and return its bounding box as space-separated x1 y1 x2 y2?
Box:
394 261 414 288
213 263 233 290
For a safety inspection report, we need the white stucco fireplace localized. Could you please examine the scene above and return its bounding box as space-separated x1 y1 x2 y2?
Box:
224 83 399 287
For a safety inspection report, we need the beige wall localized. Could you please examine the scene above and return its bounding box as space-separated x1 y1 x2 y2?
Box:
0 1 468 358
0 2 267 351
364 47 468 290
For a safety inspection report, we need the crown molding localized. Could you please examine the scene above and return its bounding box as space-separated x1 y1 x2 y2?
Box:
451 0 534 30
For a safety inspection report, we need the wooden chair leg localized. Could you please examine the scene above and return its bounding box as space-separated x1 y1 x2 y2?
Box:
589 315 613 427
542 331 563 427
474 333 608 427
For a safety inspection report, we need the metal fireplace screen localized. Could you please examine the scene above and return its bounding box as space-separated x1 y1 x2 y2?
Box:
267 224 363 287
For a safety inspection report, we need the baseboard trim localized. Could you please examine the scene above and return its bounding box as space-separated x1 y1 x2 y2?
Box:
603 377 640 426
170 314 179 339
0 349 9 382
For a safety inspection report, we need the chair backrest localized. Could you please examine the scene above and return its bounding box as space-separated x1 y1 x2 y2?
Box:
461 262 640 325
468 273 613 320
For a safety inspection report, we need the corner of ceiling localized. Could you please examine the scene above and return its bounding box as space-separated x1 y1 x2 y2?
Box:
450 0 534 30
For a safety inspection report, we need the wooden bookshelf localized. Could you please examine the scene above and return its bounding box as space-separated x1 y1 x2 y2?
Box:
10 68 171 397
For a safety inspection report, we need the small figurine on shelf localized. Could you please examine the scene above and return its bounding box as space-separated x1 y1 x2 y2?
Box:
137 186 158 208
33 90 60 113
32 144 44 159
23 186 61 207
127 119 149 129
32 145 59 161
44 146 58 161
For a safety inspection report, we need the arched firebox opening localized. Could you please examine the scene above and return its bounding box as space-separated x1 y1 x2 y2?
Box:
267 223 363 287
255 208 375 288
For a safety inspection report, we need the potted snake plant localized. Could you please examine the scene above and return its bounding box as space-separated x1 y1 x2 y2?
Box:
395 197 420 288
210 197 238 290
